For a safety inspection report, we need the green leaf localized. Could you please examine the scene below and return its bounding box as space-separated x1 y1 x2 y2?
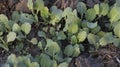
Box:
19 13 35 24
87 33 99 45
45 39 60 57
37 31 46 38
108 6 120 23
68 23 78 34
37 41 43 50
27 0 33 10
85 8 96 21
64 45 74 56
77 2 87 15
71 35 77 44
7 54 18 64
77 31 87 42
94 4 99 15
91 26 101 34
7 32 16 43
12 23 20 32
40 53 52 67
56 31 66 40
99 33 114 46
87 22 97 29
58 62 68 67
0 14 10 29
113 38 120 47
30 38 38 45
114 23 120 38
50 6 63 25
100 3 109 16
41 7 50 20
34 0 44 11
62 7 72 17
51 60 57 67
12 11 20 22
21 23 31 34
72 44 80 57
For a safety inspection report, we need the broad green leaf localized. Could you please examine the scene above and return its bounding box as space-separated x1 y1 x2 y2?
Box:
27 0 33 10
99 33 114 46
0 43 9 51
41 7 50 20
56 31 66 40
108 6 120 23
72 44 80 57
100 3 109 16
113 38 120 47
71 35 77 44
40 53 51 67
37 31 46 38
7 54 18 64
77 31 87 42
51 60 57 67
50 6 63 25
87 22 97 29
12 23 20 32
87 33 99 45
12 11 20 22
115 0 120 7
30 38 38 45
114 23 120 38
7 32 16 43
19 13 35 24
58 62 68 67
45 39 60 57
94 4 99 15
62 7 72 17
21 23 31 34
68 23 78 34
85 8 96 21
34 0 44 11
77 2 87 15
0 14 10 29
64 45 74 56
37 41 43 50
91 26 101 34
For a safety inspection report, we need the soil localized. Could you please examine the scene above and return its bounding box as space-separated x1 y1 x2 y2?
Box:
0 0 120 67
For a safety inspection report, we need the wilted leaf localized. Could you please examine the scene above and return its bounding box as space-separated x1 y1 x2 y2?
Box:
7 32 16 43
